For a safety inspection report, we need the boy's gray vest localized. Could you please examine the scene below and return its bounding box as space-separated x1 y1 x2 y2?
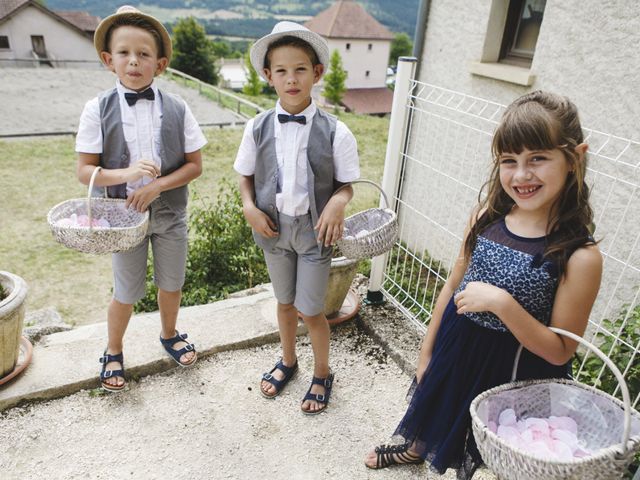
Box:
96 88 188 211
252 108 337 250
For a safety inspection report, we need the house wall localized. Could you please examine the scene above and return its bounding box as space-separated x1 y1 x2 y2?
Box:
395 0 640 266
326 38 390 89
416 0 640 139
0 5 96 67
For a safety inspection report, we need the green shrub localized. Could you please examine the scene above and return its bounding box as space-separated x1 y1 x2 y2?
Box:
574 302 640 475
134 181 269 313
384 243 447 324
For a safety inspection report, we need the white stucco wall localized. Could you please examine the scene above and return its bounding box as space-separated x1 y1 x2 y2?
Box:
0 6 96 66
417 0 640 140
395 0 640 287
325 38 390 89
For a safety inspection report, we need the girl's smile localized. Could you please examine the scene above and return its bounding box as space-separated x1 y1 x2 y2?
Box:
499 148 571 215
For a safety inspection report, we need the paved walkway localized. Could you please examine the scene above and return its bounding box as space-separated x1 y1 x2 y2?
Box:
0 284 495 480
0 67 245 137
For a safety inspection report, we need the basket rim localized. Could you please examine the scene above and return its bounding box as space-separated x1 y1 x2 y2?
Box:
47 197 149 231
470 377 640 465
340 207 397 240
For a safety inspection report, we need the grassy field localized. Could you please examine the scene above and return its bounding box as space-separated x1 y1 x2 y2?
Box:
0 110 389 326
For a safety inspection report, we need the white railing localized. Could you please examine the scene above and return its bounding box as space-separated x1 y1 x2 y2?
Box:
369 57 640 408
165 67 263 118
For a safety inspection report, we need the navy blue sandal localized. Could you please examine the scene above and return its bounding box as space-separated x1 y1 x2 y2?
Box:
260 358 298 398
99 350 126 392
159 330 197 367
301 371 334 415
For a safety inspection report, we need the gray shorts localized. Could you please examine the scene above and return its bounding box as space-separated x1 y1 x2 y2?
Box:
112 197 188 304
262 212 332 316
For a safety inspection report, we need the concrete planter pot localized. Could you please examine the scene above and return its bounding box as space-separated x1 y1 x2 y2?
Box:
0 271 28 379
324 256 359 317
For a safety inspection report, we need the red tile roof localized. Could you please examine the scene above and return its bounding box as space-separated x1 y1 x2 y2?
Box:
341 87 393 114
0 0 30 20
305 0 394 40
55 11 100 33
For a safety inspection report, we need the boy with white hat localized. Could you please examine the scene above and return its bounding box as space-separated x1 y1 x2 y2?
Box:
76 6 207 391
235 21 360 414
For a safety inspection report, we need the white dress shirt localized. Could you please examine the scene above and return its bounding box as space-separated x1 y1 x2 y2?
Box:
76 80 207 195
234 100 360 216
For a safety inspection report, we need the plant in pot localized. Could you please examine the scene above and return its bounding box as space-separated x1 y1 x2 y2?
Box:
0 271 28 379
323 249 360 325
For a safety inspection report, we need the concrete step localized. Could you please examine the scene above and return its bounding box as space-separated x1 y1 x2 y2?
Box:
0 285 306 411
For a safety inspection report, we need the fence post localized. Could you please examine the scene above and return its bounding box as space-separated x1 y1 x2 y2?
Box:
366 56 417 305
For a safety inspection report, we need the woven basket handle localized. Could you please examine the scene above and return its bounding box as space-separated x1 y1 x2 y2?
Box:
511 327 633 453
333 179 392 209
87 166 106 232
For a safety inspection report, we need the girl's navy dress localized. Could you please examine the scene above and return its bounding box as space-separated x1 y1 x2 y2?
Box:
393 218 570 479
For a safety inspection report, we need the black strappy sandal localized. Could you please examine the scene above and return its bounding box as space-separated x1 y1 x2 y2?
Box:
367 443 424 469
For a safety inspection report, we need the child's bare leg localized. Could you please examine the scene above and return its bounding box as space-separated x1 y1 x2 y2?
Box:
104 298 132 388
261 302 298 396
300 312 330 413
158 288 195 364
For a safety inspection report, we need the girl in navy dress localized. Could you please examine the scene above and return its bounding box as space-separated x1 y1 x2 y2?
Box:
364 91 603 479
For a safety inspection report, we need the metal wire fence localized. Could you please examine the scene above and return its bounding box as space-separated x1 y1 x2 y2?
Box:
373 60 640 408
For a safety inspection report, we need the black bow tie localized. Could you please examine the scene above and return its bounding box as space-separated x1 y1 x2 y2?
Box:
278 113 306 125
124 88 155 106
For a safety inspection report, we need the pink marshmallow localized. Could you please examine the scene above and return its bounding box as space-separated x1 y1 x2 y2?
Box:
498 408 517 426
548 415 578 434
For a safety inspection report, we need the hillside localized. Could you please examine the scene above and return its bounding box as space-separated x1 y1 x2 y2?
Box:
45 0 419 37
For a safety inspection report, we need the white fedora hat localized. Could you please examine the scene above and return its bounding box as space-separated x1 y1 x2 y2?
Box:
250 21 329 81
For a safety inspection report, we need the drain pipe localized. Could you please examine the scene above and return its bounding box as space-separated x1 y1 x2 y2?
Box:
412 0 431 78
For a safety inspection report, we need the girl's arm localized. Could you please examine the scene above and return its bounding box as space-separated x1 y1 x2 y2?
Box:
415 210 478 382
455 244 602 365
416 243 468 382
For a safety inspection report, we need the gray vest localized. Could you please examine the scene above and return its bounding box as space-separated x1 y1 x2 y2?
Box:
97 88 188 211
252 108 337 249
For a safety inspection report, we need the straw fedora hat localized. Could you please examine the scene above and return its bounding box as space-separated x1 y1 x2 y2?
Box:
94 5 172 64
250 21 329 81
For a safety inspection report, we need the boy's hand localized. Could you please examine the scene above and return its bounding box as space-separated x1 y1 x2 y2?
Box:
315 196 347 247
126 181 161 212
243 205 278 238
123 159 160 183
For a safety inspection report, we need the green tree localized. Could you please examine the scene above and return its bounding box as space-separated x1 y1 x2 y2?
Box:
242 45 263 96
171 17 218 84
322 49 347 112
389 32 413 68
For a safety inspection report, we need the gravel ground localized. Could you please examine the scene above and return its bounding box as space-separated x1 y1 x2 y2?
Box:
0 320 471 480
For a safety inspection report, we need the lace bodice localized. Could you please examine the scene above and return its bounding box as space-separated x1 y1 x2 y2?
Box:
455 218 558 332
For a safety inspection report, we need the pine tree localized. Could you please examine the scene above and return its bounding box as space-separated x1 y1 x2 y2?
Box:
171 17 218 85
242 46 263 96
322 50 347 112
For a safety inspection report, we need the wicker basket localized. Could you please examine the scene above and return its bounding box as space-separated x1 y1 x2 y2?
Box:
470 327 640 480
335 179 398 260
47 167 149 255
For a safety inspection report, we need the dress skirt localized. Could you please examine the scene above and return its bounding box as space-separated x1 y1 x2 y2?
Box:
393 297 569 479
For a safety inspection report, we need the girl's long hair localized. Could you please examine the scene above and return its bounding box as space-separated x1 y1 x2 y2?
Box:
464 91 595 278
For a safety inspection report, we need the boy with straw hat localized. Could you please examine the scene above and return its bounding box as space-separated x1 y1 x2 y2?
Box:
76 6 207 391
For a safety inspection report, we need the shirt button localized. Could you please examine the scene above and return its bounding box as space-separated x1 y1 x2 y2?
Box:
269 204 275 211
